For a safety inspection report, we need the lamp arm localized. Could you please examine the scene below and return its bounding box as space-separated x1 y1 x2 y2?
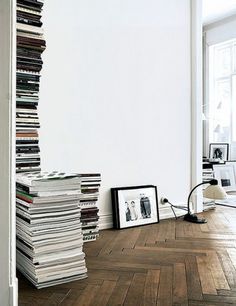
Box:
187 181 210 214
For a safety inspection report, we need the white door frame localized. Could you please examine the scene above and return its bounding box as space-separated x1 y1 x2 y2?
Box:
0 0 17 305
191 0 203 213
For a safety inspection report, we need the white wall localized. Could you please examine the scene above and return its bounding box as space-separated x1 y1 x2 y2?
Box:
40 0 192 227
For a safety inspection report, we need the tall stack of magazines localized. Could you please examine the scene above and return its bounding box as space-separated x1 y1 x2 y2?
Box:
16 0 46 173
16 171 87 288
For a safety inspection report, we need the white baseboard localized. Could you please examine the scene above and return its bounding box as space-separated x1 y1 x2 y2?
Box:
159 204 184 220
9 278 18 306
99 214 113 230
99 205 185 230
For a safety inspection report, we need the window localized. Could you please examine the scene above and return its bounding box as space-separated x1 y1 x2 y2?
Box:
208 39 236 151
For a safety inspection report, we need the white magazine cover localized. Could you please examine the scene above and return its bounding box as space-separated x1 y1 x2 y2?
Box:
16 171 81 187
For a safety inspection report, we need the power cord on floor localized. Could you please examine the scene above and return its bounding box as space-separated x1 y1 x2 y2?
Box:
161 198 188 220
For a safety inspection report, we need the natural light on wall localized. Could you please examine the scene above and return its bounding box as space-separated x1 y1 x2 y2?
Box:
208 39 236 150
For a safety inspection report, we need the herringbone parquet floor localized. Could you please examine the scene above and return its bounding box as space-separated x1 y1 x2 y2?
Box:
18 206 236 306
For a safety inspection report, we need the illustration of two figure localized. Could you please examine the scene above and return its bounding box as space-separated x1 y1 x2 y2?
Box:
125 194 151 221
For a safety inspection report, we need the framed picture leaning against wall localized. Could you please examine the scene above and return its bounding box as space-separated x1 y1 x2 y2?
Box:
111 185 159 229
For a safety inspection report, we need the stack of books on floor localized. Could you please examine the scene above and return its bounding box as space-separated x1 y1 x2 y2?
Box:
16 0 46 173
202 169 216 211
202 169 214 183
203 198 216 211
16 171 87 289
79 174 101 242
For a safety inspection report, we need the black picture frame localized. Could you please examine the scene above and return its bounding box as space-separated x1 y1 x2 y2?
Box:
111 185 159 229
209 143 229 161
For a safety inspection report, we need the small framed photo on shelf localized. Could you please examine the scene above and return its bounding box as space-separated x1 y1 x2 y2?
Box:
111 185 159 229
209 143 229 161
213 164 236 191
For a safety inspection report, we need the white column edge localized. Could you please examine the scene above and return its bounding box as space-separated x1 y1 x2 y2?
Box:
191 0 203 213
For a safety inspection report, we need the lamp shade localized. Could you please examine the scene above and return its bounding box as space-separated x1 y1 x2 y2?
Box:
203 184 227 200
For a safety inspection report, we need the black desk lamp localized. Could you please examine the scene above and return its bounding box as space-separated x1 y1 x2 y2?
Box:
183 179 227 224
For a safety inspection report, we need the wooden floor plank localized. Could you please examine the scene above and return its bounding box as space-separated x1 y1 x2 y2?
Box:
157 238 236 250
145 224 158 245
175 220 185 239
135 245 207 255
89 280 116 306
72 284 100 306
203 293 236 304
196 256 217 295
226 248 236 274
59 289 83 306
46 291 70 306
185 255 203 301
142 269 160 306
156 265 173 306
99 230 123 255
135 227 150 247
107 274 133 306
207 251 230 290
183 222 194 238
217 250 236 288
173 263 188 306
86 269 120 281
123 273 146 306
156 220 170 242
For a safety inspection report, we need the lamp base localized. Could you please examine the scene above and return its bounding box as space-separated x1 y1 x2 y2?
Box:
183 213 207 224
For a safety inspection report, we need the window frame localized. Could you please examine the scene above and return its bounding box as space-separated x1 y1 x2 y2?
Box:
204 38 236 159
